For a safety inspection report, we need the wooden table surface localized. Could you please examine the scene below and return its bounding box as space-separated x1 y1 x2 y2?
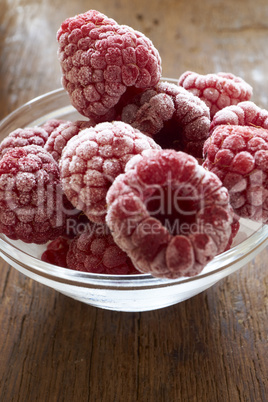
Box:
0 1 267 401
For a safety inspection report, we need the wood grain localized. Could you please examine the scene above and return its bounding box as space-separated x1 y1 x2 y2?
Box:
0 1 267 401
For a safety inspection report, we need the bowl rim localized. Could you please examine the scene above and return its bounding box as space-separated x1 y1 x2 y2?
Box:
1 222 268 290
1 85 268 290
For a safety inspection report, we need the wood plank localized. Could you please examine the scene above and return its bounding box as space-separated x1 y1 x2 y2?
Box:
0 0 267 401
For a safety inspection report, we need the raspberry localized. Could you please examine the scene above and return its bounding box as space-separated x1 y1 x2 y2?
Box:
44 120 94 161
41 236 70 268
57 9 162 122
203 124 268 222
225 215 240 251
0 127 48 158
178 71 253 118
41 119 70 136
210 101 268 134
0 145 68 243
66 224 139 274
60 121 160 223
106 149 235 279
120 81 211 158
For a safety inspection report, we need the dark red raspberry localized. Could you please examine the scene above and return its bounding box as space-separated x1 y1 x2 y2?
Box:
44 120 94 161
66 224 139 274
41 119 70 136
210 101 268 134
41 236 70 268
0 127 48 158
64 209 92 239
224 215 240 251
106 149 235 279
120 81 211 158
57 9 162 122
178 71 253 118
60 121 160 224
203 124 268 223
0 145 68 243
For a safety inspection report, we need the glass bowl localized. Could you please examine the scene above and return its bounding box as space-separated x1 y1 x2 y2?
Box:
0 83 268 312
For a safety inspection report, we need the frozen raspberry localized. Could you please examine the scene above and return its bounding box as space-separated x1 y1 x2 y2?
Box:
225 215 240 251
106 149 235 279
210 101 268 134
41 119 70 136
60 121 160 223
120 81 210 158
203 124 268 223
66 224 139 274
57 9 162 122
0 127 48 158
0 145 68 243
41 236 70 268
44 120 94 161
178 71 253 118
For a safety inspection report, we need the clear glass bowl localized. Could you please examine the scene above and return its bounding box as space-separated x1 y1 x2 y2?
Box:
0 83 268 312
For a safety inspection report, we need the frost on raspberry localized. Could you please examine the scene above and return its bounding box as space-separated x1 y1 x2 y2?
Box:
66 224 139 274
41 119 70 137
44 119 94 161
0 145 69 243
106 149 235 279
120 81 211 158
0 127 48 158
57 9 162 122
178 71 253 118
203 124 268 223
60 121 160 224
210 101 268 134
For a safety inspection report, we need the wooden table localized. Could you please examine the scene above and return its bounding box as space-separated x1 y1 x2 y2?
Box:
0 1 267 401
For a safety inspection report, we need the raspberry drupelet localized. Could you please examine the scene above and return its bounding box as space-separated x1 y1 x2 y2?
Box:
203 124 268 223
41 236 70 268
120 81 211 158
57 9 162 122
210 101 268 134
41 119 71 137
60 121 161 224
0 126 48 158
178 71 253 118
106 149 235 279
0 145 69 243
66 224 139 274
44 119 95 161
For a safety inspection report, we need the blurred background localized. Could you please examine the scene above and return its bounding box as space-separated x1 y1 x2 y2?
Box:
1 0 268 119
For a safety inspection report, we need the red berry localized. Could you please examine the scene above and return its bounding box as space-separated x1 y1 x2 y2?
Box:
44 120 94 161
0 127 48 157
106 149 235 279
57 10 162 122
0 145 68 243
41 119 70 136
60 121 160 223
120 81 211 158
210 101 268 134
178 71 252 118
203 124 268 222
41 236 70 268
66 224 139 274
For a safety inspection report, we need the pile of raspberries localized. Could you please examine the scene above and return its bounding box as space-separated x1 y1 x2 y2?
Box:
1 9 267 279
